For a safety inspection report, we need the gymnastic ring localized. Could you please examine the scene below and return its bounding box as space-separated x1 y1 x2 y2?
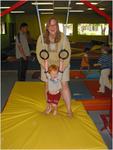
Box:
40 49 49 60
59 49 69 60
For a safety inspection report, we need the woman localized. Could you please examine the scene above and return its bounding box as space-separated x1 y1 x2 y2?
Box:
36 17 72 116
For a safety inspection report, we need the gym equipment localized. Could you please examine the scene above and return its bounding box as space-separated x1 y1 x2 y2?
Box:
1 82 107 149
59 49 69 60
39 49 49 60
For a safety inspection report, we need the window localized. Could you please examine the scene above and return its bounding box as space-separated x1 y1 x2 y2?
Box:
45 23 73 36
0 22 7 34
64 24 73 36
78 23 109 36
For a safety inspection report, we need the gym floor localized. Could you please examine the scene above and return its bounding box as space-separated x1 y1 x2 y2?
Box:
1 70 112 149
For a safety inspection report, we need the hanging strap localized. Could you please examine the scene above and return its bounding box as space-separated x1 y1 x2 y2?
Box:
62 0 71 49
35 1 45 48
35 0 71 49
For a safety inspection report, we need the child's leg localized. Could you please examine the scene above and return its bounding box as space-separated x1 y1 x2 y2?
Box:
103 69 111 90
98 70 105 93
52 103 58 115
45 103 52 114
45 91 53 114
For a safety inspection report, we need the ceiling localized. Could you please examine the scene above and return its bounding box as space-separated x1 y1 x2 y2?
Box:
1 0 112 16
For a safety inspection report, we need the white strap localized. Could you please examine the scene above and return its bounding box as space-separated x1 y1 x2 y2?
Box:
62 0 71 49
35 0 71 50
35 1 45 48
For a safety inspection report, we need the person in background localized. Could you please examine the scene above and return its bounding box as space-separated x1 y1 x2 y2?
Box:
80 48 90 71
94 45 112 93
16 23 30 81
26 30 36 51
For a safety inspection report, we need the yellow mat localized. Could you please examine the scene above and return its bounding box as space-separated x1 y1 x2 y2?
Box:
1 82 107 149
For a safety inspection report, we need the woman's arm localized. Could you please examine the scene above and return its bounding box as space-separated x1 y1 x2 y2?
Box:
59 59 64 72
62 36 71 69
94 63 101 67
44 60 48 72
94 56 102 67
58 59 64 80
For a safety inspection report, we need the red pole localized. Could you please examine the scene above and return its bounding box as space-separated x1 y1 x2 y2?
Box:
0 0 28 17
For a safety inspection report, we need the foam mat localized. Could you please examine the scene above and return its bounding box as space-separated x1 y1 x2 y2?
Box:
85 80 111 100
1 82 107 149
70 71 86 79
69 80 92 100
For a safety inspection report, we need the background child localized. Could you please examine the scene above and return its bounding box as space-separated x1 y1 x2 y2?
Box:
94 45 112 93
44 60 64 115
80 48 90 71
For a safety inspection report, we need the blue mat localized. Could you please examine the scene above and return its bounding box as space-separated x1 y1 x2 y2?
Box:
83 70 100 79
69 79 93 100
86 71 100 79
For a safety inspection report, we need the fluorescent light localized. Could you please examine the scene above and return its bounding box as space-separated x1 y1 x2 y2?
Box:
32 2 53 5
99 8 105 10
41 12 54 15
39 9 53 11
88 8 92 10
11 11 25 13
76 2 84 5
70 10 84 12
76 2 98 5
91 2 98 5
88 8 105 10
54 7 71 10
0 6 10 9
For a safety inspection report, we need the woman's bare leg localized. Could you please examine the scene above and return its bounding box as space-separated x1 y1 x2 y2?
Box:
52 103 57 115
44 82 50 112
44 82 48 99
61 81 72 116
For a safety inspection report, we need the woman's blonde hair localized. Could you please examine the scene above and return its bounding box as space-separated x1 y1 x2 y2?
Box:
44 17 61 44
48 64 58 73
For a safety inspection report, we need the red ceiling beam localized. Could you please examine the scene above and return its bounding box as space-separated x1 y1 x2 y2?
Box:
80 0 112 30
0 0 28 17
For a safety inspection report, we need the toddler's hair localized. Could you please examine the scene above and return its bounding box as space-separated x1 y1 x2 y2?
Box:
48 65 58 73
